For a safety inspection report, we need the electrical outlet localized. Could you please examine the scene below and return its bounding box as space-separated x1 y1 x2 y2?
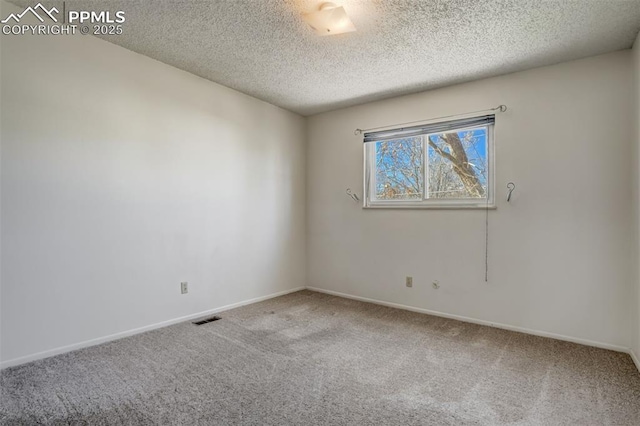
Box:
181 282 188 294
432 280 440 289
406 276 413 288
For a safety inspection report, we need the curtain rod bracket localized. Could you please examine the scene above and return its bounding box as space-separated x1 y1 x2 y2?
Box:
506 182 516 202
346 188 360 202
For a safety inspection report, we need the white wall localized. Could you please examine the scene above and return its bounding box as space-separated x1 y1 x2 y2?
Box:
307 51 635 349
632 31 640 366
0 2 306 365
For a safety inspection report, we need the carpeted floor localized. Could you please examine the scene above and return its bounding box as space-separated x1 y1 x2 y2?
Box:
1 290 639 425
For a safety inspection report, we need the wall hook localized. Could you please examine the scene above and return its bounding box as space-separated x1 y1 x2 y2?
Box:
506 182 516 202
346 188 360 202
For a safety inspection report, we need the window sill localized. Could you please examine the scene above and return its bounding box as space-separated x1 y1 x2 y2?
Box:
363 204 497 210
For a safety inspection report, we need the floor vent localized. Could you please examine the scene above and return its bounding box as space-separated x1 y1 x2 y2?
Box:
192 315 222 325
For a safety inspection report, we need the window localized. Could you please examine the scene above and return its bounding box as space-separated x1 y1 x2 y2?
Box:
364 115 495 208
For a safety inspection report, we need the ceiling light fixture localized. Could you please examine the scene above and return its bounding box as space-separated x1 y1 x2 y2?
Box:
303 2 356 36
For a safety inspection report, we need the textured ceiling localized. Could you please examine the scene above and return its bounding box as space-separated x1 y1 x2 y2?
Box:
12 0 640 115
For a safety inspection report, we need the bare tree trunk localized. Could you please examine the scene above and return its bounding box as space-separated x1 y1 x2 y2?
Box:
428 133 485 197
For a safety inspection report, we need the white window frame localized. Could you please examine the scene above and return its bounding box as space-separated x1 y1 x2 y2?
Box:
364 123 495 209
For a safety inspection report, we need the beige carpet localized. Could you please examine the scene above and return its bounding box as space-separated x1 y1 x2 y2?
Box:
1 290 639 425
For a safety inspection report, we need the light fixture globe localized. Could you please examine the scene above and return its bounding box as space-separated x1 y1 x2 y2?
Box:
303 2 356 36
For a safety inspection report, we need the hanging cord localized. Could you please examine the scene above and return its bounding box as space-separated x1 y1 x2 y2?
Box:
486 183 516 281
485 189 489 282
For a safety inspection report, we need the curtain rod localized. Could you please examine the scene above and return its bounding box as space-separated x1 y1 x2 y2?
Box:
353 105 507 136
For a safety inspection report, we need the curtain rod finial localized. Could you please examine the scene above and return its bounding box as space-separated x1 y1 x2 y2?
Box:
354 129 363 135
499 105 507 112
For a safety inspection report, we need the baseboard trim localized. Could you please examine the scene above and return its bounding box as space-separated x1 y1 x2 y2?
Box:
0 286 305 370
630 349 640 373
305 287 631 354
4 286 638 374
